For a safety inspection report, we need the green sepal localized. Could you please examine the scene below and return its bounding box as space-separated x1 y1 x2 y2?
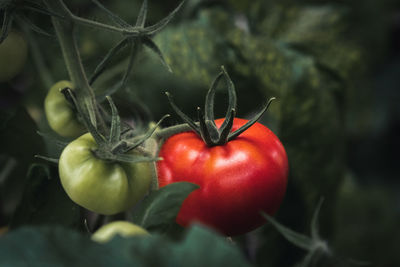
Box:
114 154 161 164
106 96 121 144
122 39 142 87
91 0 130 28
167 66 274 147
197 107 214 145
166 92 201 136
135 0 148 28
143 1 185 35
64 88 106 146
142 36 172 72
115 114 170 154
228 97 275 141
89 38 129 85
219 66 237 131
218 108 235 145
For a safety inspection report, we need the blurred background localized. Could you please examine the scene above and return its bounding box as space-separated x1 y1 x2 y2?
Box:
1 0 399 266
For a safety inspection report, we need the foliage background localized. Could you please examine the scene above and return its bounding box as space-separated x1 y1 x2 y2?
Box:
0 0 399 266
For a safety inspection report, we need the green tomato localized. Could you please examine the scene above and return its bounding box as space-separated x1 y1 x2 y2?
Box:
91 221 149 243
59 133 152 215
44 80 86 138
0 31 28 82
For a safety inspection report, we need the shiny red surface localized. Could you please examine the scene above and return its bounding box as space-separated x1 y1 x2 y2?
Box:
157 118 288 236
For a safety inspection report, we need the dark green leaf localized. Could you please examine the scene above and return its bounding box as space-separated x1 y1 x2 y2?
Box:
0 8 13 43
0 225 251 267
10 164 80 229
132 182 198 234
262 212 313 251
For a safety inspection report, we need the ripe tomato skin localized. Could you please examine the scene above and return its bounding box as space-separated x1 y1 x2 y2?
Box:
44 80 86 138
59 133 152 215
157 118 288 236
0 31 28 82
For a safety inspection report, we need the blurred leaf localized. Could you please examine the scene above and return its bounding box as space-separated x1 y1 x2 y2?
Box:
262 212 313 251
153 9 235 88
333 174 400 266
132 182 199 234
0 224 251 267
10 164 80 229
0 107 45 223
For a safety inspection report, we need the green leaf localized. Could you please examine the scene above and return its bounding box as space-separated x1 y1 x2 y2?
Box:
0 108 45 223
10 164 80 229
261 212 313 251
0 226 126 266
0 225 251 267
132 182 199 234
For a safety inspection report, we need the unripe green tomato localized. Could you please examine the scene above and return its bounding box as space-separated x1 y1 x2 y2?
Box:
59 133 153 215
44 80 86 138
0 31 28 82
91 221 149 243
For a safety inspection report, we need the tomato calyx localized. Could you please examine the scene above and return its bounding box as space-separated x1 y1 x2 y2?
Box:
86 0 184 88
166 66 275 147
0 0 60 43
64 87 167 163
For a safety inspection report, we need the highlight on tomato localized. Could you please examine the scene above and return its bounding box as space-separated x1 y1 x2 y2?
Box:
156 67 289 236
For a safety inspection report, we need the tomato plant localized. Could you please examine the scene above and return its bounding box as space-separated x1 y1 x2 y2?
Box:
91 221 149 243
156 69 288 236
59 133 153 215
0 31 28 82
44 80 86 138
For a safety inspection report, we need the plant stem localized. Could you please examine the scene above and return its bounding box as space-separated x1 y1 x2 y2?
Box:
153 123 194 140
18 19 53 88
43 0 102 130
70 15 139 35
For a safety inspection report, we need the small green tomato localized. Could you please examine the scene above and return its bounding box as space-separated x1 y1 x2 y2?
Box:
91 221 149 243
0 31 28 82
59 133 152 215
44 80 86 138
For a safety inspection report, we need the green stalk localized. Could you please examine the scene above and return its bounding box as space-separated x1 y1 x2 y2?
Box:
43 0 100 129
153 123 194 140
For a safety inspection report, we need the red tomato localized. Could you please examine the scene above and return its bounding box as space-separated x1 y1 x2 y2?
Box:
157 118 288 236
